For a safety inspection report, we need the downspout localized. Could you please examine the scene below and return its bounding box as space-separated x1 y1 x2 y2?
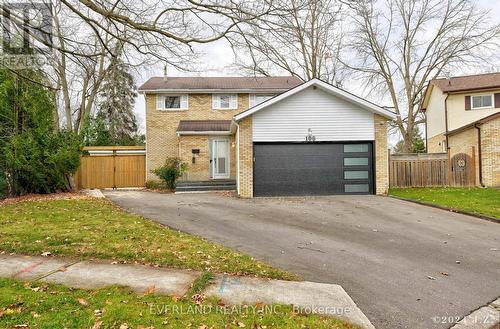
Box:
444 94 451 186
444 94 450 151
475 124 484 187
233 120 240 195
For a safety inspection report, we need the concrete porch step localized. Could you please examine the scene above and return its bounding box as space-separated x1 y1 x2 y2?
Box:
176 180 236 192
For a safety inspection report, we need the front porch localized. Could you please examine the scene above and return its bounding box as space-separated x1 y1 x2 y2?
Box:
177 120 237 182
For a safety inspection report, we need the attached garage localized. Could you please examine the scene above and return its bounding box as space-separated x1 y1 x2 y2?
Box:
234 79 396 198
253 143 374 196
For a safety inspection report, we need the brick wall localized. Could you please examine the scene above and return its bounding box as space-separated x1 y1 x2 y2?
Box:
145 93 248 181
237 117 253 198
481 117 500 187
374 114 389 195
448 127 480 186
427 134 446 153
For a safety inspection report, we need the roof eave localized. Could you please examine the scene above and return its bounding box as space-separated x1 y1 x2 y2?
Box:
138 88 292 94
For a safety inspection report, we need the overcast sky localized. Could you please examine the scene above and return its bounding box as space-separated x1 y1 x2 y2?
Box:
133 0 500 134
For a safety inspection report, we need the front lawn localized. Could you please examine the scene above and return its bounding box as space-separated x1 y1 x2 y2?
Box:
0 278 357 329
0 197 296 280
389 187 500 218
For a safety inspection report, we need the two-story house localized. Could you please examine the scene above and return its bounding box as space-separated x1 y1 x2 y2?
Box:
420 72 500 187
139 76 396 197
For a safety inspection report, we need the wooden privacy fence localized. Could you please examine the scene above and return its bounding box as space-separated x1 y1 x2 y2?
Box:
389 153 449 187
75 146 146 189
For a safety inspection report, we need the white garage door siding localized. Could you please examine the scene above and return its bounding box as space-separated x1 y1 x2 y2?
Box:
252 86 375 142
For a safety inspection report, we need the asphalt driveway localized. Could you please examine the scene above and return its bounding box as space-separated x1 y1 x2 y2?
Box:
104 191 500 329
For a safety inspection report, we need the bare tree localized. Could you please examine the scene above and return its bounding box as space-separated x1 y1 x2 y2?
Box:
1 0 273 132
345 0 500 152
230 0 345 84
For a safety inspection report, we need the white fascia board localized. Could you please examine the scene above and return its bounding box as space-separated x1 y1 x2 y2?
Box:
234 78 397 121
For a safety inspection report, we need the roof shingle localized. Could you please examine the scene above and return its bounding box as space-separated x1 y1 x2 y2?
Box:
177 120 232 132
139 76 303 92
431 72 500 92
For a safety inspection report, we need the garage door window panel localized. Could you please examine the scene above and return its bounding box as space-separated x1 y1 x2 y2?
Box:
344 171 369 179
344 144 369 153
345 184 370 193
344 157 369 166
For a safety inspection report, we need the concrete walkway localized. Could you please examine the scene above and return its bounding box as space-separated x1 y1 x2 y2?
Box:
0 254 374 329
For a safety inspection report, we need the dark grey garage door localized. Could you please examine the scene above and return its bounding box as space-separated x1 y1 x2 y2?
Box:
253 143 373 196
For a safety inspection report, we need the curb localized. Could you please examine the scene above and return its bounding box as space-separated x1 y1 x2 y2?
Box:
450 297 500 329
389 196 499 224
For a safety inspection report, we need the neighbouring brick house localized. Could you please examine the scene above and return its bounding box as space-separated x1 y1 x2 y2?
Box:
420 72 500 187
139 76 396 197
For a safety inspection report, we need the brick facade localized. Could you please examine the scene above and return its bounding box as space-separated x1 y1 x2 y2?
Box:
145 93 248 181
237 117 253 198
480 117 500 186
374 114 389 195
447 116 500 187
448 128 480 186
427 134 446 153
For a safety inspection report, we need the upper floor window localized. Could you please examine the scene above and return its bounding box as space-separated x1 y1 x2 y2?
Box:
249 94 274 107
471 94 493 110
212 94 237 110
157 95 188 110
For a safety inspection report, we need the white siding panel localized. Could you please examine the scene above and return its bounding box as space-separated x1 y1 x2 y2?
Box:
252 86 375 142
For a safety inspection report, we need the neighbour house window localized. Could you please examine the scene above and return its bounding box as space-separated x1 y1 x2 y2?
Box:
249 94 274 107
212 94 238 110
471 95 493 110
157 95 188 110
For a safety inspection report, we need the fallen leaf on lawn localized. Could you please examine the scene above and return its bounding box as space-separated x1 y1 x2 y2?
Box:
14 325 28 328
217 299 225 306
41 251 52 257
144 286 156 296
32 312 40 318
237 322 246 328
191 294 205 305
198 325 208 329
119 323 129 329
171 295 180 302
91 320 103 329
77 298 88 306
105 300 112 305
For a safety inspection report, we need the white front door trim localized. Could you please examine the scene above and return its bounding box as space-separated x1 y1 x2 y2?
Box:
210 137 230 179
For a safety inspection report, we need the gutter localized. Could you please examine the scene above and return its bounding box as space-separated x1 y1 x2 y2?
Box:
475 124 485 187
444 93 451 185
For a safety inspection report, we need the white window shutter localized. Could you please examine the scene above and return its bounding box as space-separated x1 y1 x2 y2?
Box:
212 94 220 109
180 95 188 109
156 95 164 109
249 94 255 107
230 94 238 109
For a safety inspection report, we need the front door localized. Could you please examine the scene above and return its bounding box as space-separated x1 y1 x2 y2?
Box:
210 138 230 179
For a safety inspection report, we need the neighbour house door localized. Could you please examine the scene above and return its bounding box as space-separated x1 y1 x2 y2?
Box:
210 139 230 179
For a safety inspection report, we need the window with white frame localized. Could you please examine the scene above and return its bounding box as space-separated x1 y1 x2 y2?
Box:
212 94 238 110
249 94 274 107
471 94 493 110
156 95 188 110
